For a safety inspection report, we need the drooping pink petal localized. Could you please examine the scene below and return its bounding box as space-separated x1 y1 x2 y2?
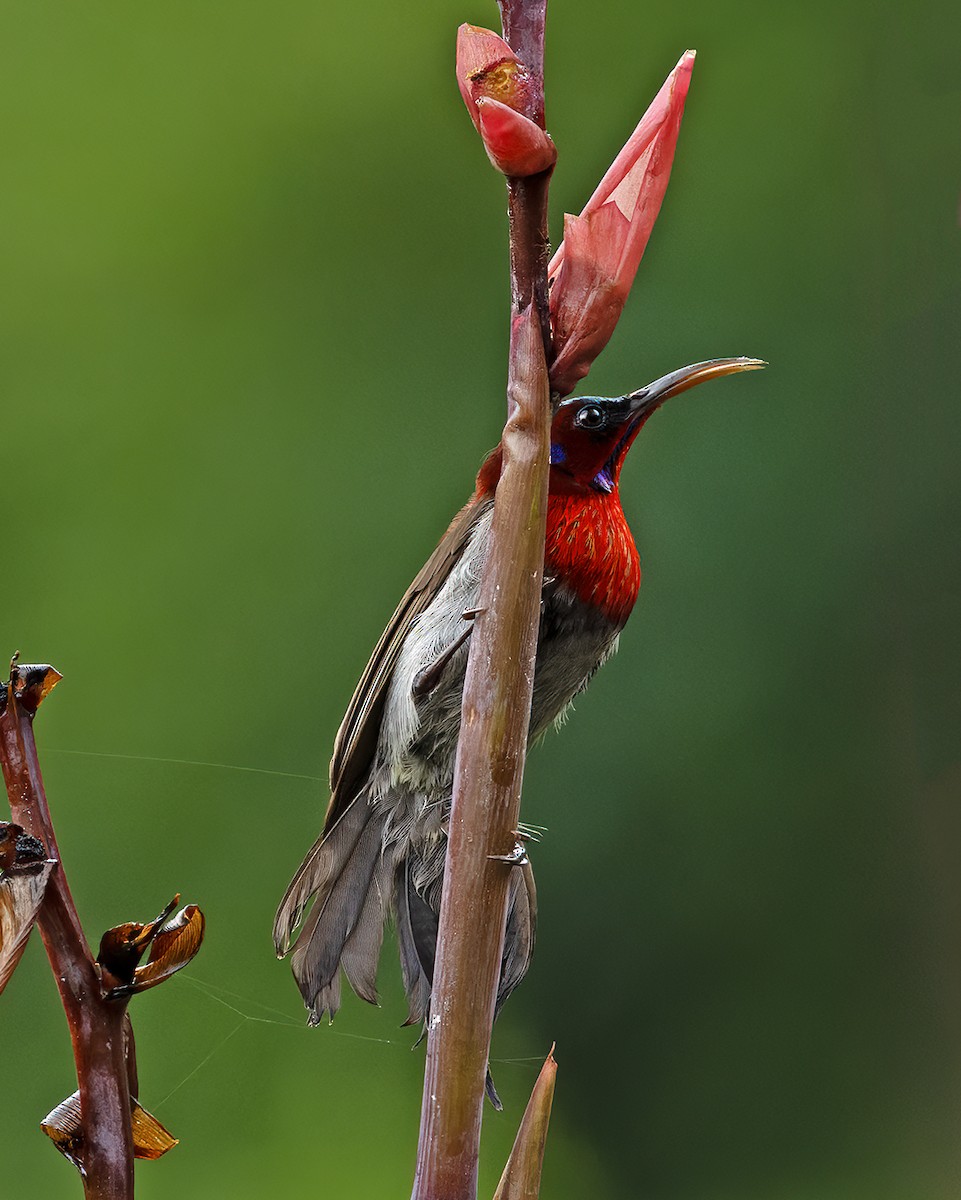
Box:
549 51 695 397
477 98 556 176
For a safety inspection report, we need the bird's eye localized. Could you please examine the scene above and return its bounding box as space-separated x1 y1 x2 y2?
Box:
574 404 605 430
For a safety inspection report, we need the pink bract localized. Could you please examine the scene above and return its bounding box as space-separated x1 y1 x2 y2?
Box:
477 98 556 176
548 51 695 397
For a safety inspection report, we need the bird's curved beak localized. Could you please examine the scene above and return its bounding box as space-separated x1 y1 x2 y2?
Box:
625 356 765 419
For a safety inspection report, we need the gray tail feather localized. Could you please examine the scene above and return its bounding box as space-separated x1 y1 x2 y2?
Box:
275 797 391 1024
496 860 537 1016
393 854 537 1110
486 863 537 1111
273 795 369 955
339 870 388 1006
276 800 538 1088
394 855 537 1025
393 858 434 1027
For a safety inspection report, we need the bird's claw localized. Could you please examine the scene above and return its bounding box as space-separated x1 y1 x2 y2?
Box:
412 625 473 698
488 840 529 867
515 822 546 843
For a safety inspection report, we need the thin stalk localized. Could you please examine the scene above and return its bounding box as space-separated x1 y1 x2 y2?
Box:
411 5 553 1193
499 0 546 120
411 301 551 1200
506 175 552 354
501 0 552 353
407 2 551 1190
0 671 134 1199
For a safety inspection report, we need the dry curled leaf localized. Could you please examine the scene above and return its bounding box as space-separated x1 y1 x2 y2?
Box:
41 1091 178 1166
97 895 180 988
131 904 205 993
0 822 53 996
1 658 63 717
100 898 205 998
129 1099 179 1159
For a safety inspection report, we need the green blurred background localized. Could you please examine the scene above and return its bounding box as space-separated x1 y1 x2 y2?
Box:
2 1 960 1196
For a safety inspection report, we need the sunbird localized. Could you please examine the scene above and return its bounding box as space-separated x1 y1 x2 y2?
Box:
274 357 762 1059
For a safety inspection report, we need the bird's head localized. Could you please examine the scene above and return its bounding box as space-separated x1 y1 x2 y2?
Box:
549 357 764 495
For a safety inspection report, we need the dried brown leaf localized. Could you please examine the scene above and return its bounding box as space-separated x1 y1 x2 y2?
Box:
41 1091 178 1166
0 822 18 873
41 1090 85 1170
130 1100 179 1159
98 895 180 988
0 850 54 996
103 903 205 997
132 904 204 992
10 662 63 714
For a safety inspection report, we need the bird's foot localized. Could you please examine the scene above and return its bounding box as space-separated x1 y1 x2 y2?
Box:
488 839 529 867
515 822 547 843
411 625 473 698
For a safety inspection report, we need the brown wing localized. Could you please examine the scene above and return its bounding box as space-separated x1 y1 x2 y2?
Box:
325 494 489 830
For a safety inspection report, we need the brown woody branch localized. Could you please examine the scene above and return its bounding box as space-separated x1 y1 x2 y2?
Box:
1 660 135 1198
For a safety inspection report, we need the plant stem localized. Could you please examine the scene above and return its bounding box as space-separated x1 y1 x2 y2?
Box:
411 301 550 1200
1 673 134 1199
499 0 546 121
411 5 552 1194
506 175 552 359
501 0 552 353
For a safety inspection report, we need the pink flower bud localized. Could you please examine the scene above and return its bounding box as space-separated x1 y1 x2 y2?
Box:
548 51 695 397
476 97 557 176
456 24 531 131
455 23 553 177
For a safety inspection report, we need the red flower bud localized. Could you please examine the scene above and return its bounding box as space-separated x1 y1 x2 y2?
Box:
455 23 554 178
548 51 695 397
476 97 556 176
456 24 530 130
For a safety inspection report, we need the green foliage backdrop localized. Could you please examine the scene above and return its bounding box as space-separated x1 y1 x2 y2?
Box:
2 1 959 1197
